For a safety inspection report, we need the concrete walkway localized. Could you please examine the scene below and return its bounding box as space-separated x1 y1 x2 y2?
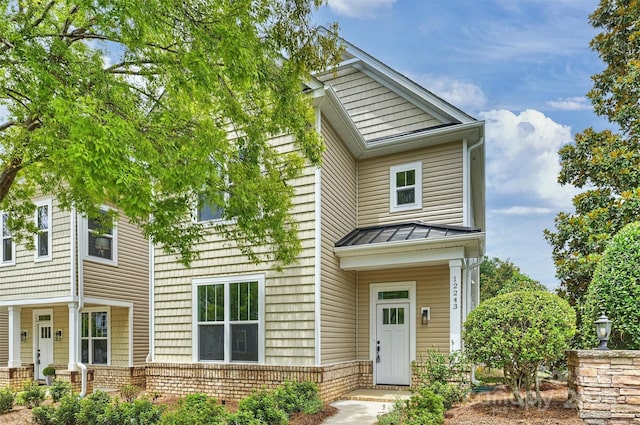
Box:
322 389 411 424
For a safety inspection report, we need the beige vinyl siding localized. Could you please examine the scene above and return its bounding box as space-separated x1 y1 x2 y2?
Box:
0 311 7 364
153 135 318 365
52 305 69 365
82 214 149 366
0 198 71 300
356 266 450 359
320 117 358 364
358 142 463 226
316 67 442 141
110 306 129 365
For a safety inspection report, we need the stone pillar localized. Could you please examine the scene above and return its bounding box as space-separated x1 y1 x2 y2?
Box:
568 350 640 425
56 369 94 395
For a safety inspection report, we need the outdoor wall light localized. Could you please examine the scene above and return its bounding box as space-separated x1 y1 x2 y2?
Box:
595 314 612 350
421 307 431 325
20 330 27 341
55 329 63 341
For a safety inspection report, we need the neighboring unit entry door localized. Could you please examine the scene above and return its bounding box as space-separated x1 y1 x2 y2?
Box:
36 322 53 380
375 303 410 385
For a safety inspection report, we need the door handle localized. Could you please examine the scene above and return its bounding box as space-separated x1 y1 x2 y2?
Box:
376 341 380 363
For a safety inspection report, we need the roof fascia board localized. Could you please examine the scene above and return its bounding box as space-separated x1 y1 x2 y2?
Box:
338 246 466 271
360 121 484 159
316 86 367 157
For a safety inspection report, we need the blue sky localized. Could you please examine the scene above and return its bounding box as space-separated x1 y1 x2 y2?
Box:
313 0 610 288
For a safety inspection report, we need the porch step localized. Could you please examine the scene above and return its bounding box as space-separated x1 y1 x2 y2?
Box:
341 388 412 403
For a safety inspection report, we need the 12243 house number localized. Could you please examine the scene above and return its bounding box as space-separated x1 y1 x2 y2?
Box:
452 276 459 310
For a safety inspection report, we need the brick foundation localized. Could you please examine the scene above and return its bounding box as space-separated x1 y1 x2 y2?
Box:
92 366 146 390
568 350 640 425
0 365 34 390
146 360 374 403
55 369 95 395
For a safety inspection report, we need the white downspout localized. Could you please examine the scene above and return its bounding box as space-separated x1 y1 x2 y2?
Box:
146 240 154 363
74 209 87 397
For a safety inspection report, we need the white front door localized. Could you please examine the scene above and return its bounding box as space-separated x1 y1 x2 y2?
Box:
375 302 410 385
36 323 53 379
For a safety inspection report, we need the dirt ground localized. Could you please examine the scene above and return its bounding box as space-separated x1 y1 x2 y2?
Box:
0 383 582 424
444 382 584 425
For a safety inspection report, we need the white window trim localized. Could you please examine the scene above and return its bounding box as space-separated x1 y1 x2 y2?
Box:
81 206 118 266
1 211 16 267
390 161 423 212
34 198 53 262
192 273 265 364
81 306 111 366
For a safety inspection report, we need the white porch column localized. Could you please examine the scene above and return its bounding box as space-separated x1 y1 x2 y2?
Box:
449 260 463 352
8 306 22 367
67 303 78 371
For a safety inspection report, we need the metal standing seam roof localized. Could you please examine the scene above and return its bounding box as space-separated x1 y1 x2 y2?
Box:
335 222 482 248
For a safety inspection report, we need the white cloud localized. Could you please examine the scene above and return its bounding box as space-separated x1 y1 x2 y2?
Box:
491 206 554 215
547 96 592 111
407 73 487 113
326 0 396 19
480 109 579 210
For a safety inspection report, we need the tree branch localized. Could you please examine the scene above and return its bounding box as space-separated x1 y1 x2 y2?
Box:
62 4 80 34
0 157 24 204
31 1 56 29
0 121 16 132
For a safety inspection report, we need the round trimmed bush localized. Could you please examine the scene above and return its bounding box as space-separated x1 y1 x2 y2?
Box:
581 221 640 349
463 290 575 407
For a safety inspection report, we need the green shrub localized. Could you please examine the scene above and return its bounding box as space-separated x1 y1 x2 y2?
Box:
100 399 163 425
273 380 322 415
581 222 640 349
463 290 575 408
49 379 73 402
120 384 142 402
226 410 264 425
239 389 287 425
32 405 56 425
160 393 227 425
376 399 406 425
52 395 82 425
75 390 113 425
404 388 444 425
0 386 15 414
413 349 469 409
17 380 46 408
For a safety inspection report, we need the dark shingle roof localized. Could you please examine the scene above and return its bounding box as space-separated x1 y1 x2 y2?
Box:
335 222 481 248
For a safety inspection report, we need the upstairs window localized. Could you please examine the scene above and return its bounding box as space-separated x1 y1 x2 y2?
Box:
197 197 224 222
1 212 15 266
34 199 52 261
390 161 422 212
86 208 117 265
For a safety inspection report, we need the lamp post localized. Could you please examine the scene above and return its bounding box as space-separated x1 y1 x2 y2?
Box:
595 314 612 350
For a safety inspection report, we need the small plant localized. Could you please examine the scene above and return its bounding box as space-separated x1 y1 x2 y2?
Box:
42 366 56 376
413 348 470 409
32 405 56 425
0 386 15 414
404 388 445 425
273 380 323 415
376 399 405 425
75 390 113 425
238 389 287 425
119 384 141 402
52 394 82 425
49 379 73 402
17 380 46 408
100 398 164 425
160 393 227 425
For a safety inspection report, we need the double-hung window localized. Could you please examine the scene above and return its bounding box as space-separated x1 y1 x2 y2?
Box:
85 208 117 265
197 196 224 222
193 274 264 363
390 161 422 212
34 199 52 261
81 309 109 365
1 212 15 266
